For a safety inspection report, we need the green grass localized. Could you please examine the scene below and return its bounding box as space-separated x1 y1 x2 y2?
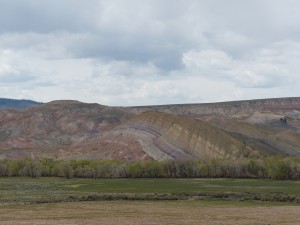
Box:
0 177 300 204
59 178 300 195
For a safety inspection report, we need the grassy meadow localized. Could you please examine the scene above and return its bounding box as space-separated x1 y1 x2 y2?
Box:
1 177 300 204
1 178 300 224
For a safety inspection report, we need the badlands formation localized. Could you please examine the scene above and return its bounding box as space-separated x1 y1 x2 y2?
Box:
0 98 299 160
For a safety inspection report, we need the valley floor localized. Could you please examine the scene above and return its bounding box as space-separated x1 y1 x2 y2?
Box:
0 201 300 225
1 178 300 224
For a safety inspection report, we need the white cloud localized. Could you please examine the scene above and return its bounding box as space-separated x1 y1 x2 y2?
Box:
181 40 300 89
0 0 299 105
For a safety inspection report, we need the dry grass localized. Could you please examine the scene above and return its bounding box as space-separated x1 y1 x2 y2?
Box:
0 201 300 225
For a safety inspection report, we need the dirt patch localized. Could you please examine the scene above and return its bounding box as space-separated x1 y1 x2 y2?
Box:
0 201 299 225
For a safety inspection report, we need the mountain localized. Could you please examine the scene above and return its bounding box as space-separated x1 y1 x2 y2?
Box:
0 100 131 158
0 98 42 110
0 97 299 160
129 97 300 120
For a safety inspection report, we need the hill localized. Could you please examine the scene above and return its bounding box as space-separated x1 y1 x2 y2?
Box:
0 97 299 160
0 98 42 110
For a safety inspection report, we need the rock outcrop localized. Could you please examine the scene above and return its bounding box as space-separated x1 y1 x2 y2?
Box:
0 97 299 160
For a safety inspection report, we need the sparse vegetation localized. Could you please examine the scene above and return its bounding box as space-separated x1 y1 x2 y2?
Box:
1 168 300 224
1 177 300 204
1 201 300 225
0 156 300 180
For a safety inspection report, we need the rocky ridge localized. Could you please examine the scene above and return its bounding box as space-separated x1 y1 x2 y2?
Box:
0 97 299 160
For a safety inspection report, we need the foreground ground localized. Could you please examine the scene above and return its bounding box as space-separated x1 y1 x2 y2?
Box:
0 201 300 225
0 178 300 224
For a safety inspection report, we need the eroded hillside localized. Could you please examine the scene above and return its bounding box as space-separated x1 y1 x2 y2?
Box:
129 97 300 120
0 100 131 158
0 98 299 160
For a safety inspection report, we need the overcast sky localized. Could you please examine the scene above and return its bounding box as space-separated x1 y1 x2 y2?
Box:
0 0 299 106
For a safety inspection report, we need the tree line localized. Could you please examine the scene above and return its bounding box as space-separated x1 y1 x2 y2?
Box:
0 156 299 180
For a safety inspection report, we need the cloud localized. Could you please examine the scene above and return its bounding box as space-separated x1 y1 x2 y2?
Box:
0 0 299 105
182 39 300 89
0 73 35 84
0 0 96 33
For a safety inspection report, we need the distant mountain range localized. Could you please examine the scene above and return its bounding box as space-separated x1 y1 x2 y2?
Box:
0 97 299 160
0 98 42 110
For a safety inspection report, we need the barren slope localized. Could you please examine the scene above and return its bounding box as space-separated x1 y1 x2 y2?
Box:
128 97 300 121
207 116 300 156
0 100 131 158
64 112 268 160
0 97 299 160
106 112 262 160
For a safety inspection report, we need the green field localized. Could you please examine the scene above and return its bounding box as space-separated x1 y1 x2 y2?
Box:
1 178 300 224
1 177 300 204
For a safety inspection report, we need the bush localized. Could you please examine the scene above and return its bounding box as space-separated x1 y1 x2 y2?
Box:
1 157 300 180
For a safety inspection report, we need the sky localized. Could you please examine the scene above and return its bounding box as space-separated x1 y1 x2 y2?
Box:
0 0 300 106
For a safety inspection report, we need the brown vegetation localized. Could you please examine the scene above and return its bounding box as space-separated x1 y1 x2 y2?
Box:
0 201 299 225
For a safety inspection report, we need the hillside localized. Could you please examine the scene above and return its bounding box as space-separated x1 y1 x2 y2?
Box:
0 97 299 160
0 98 42 110
129 97 300 120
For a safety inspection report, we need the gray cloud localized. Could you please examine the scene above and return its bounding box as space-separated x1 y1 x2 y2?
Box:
0 0 96 33
0 73 35 83
0 0 299 105
68 33 187 71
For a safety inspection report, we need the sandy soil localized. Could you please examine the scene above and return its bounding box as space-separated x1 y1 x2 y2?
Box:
0 201 300 225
